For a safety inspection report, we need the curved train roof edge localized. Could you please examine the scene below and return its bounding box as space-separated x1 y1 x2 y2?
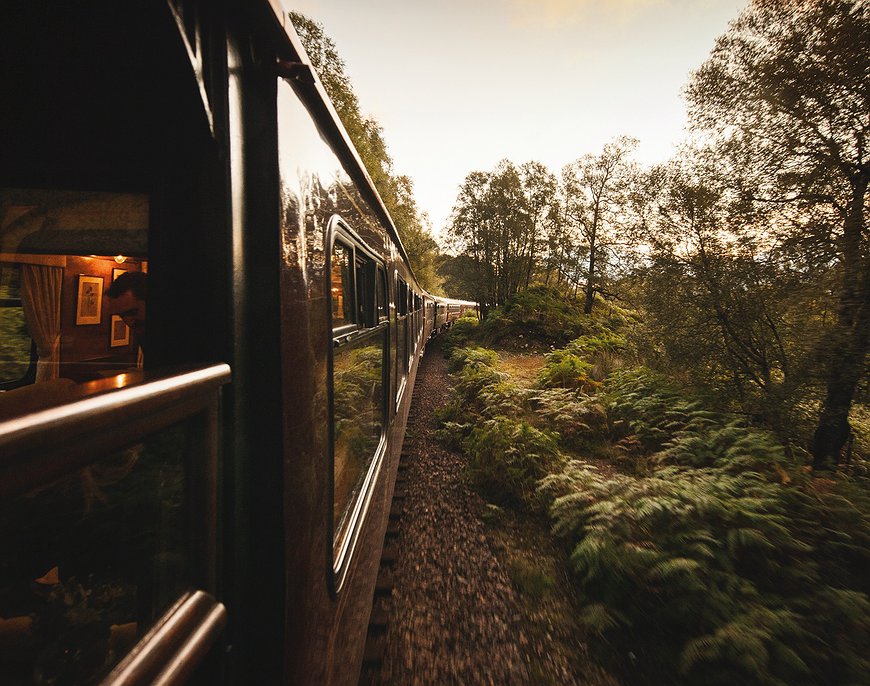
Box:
262 2 433 294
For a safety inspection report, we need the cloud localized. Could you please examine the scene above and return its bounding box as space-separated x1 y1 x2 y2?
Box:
510 0 666 26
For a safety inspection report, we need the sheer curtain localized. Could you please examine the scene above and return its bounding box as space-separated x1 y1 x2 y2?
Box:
21 264 63 382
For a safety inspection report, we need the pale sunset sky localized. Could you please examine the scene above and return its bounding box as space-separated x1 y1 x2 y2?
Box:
285 0 749 239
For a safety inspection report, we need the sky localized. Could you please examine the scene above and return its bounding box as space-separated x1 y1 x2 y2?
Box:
285 0 748 239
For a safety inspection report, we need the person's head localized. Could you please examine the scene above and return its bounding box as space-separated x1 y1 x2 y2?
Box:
107 271 147 339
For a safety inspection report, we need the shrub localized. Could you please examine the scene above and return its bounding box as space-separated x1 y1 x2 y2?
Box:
478 286 590 347
441 312 479 357
529 388 608 450
537 351 597 390
537 331 627 390
465 416 562 506
604 367 725 453
446 346 498 374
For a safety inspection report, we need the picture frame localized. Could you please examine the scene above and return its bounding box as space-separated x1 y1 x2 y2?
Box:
109 314 130 347
112 267 128 281
75 275 103 325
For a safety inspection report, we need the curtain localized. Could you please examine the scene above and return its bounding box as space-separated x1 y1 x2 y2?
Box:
20 264 63 382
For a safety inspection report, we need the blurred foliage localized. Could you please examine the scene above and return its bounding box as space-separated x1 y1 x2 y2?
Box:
540 461 870 685
440 293 870 684
529 388 608 452
436 345 557 506
538 367 870 685
466 417 562 507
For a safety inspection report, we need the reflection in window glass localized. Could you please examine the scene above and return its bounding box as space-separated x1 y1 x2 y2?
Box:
397 280 407 317
0 265 33 384
331 242 353 327
332 330 385 558
0 418 208 684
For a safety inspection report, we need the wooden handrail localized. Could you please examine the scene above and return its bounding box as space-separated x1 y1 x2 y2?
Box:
102 590 227 686
0 363 231 498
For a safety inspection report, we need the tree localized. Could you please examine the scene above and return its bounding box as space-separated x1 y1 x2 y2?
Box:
562 136 638 313
289 12 442 291
517 161 559 290
637 158 823 446
446 160 558 317
686 0 869 469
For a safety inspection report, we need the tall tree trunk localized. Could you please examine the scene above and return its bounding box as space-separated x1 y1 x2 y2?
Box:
811 176 869 470
584 240 596 314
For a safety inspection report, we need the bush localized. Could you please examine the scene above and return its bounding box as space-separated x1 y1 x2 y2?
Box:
465 416 562 506
537 331 627 390
478 286 590 347
604 367 725 454
436 346 527 453
441 312 479 357
529 388 608 450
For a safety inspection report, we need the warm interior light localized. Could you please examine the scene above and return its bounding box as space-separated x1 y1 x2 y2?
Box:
114 254 127 263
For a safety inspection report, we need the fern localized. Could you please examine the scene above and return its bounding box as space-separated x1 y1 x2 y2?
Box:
539 459 870 684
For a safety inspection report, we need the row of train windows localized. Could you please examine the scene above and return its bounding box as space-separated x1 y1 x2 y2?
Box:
331 240 386 329
329 234 423 334
328 226 424 583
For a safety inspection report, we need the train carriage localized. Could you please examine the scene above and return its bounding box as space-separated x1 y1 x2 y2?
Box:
0 2 467 684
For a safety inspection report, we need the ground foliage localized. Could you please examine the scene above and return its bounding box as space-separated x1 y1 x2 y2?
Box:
436 344 559 506
437 287 870 685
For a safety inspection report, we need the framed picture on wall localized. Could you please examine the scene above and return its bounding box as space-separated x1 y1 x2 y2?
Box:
109 315 130 347
75 275 103 325
112 267 128 281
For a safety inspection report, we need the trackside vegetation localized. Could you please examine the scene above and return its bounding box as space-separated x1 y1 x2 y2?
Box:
437 289 870 686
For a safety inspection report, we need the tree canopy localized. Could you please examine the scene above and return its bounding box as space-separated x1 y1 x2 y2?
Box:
685 0 869 468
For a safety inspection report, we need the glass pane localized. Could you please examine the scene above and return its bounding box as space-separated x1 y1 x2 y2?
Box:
0 266 32 383
396 316 407 378
0 188 148 389
331 242 353 327
376 269 386 323
355 258 368 327
0 416 211 684
333 330 385 555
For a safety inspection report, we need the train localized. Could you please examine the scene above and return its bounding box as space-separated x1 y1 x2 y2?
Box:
0 2 475 684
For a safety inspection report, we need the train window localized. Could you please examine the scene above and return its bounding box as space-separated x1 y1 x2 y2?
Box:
329 223 388 585
397 279 408 317
331 241 354 327
0 264 37 389
0 365 228 684
0 190 148 396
